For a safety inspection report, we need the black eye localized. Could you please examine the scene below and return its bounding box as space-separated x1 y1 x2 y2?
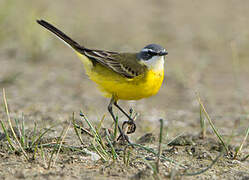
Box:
143 52 152 60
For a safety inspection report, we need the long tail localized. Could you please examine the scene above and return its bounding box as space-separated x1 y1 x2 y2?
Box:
37 19 85 53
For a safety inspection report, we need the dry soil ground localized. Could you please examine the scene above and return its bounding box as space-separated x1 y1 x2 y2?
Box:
0 0 249 179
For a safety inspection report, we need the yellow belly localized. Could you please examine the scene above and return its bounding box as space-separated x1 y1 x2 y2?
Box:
77 53 164 100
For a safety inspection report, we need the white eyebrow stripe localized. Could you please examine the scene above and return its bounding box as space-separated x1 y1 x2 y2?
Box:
141 48 150 52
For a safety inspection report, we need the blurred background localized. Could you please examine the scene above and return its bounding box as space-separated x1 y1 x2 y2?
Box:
0 0 249 138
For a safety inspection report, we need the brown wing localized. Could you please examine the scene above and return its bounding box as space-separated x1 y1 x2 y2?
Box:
83 50 147 78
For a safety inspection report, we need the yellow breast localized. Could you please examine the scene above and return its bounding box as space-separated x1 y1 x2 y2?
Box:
77 53 164 100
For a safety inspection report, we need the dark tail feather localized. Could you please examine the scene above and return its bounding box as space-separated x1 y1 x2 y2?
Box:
37 19 84 52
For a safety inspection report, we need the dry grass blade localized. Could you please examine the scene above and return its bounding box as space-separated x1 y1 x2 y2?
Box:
2 88 29 160
97 114 105 132
166 132 185 146
199 105 206 138
234 126 249 159
52 122 71 167
48 124 67 169
196 93 229 154
92 142 108 162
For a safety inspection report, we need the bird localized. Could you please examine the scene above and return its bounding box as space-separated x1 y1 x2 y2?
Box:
37 19 168 143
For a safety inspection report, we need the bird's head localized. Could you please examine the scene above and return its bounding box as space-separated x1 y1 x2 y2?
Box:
137 44 168 70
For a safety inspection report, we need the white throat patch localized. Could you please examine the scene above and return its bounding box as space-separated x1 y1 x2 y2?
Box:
143 56 164 71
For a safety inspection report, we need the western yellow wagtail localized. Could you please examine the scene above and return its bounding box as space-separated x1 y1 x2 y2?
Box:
37 19 168 143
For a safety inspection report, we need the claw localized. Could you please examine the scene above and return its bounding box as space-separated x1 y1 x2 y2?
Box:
122 120 136 134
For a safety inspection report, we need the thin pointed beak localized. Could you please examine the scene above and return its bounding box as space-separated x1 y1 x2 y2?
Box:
158 51 168 56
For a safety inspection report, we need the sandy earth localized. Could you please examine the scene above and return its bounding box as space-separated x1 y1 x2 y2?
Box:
0 0 249 179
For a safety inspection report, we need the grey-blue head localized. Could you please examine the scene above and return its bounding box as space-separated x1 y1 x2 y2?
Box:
137 44 168 61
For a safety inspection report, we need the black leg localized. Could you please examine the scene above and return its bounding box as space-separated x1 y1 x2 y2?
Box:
114 102 133 120
108 97 131 144
113 101 136 134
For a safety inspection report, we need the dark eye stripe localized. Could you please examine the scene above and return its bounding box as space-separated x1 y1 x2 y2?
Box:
148 50 157 56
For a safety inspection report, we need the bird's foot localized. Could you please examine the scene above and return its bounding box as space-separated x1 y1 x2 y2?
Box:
122 119 136 134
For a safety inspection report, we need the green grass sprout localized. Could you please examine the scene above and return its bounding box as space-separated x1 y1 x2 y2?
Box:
40 144 47 168
241 154 249 161
2 88 29 160
72 112 84 145
105 129 118 161
196 92 229 154
199 104 206 139
123 145 132 166
48 124 68 169
156 119 164 173
30 124 58 148
0 120 15 151
80 111 110 161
